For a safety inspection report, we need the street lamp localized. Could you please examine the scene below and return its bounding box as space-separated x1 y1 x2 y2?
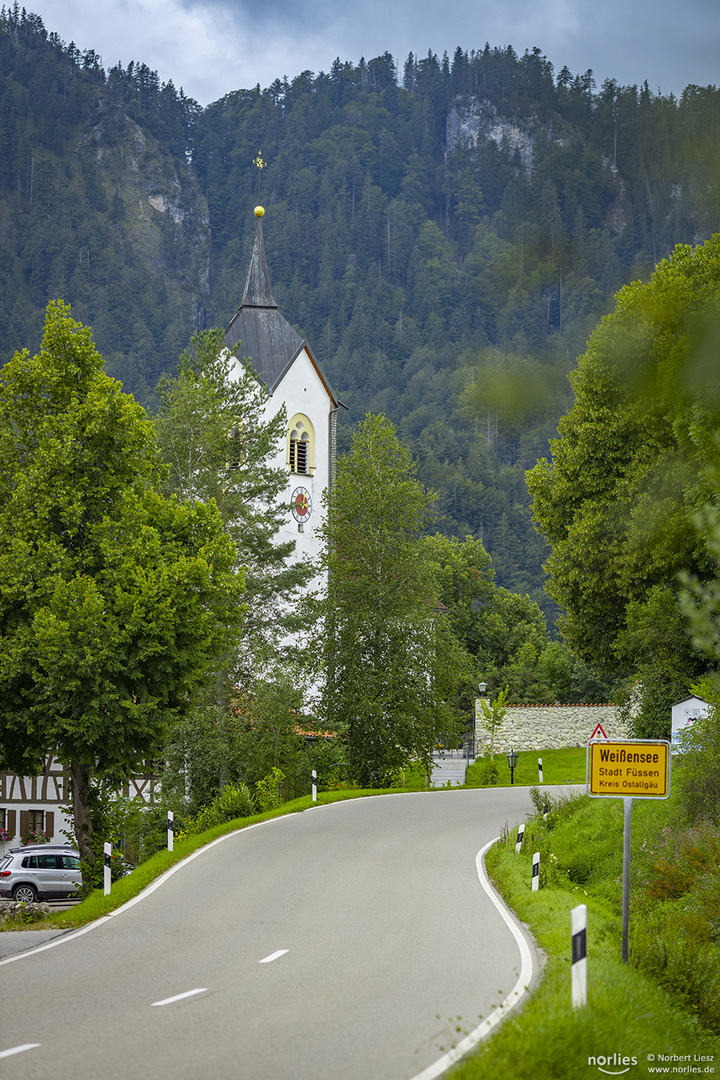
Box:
506 748 518 784
478 682 487 696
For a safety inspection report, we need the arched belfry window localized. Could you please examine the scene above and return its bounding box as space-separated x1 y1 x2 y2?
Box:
287 414 315 475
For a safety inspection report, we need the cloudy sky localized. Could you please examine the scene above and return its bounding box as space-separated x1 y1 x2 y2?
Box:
25 0 720 106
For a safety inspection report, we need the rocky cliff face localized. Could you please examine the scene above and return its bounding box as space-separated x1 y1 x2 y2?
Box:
446 98 555 174
82 102 211 359
0 80 211 402
445 95 629 234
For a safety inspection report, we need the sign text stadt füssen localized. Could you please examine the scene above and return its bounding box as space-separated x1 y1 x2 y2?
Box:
587 740 671 799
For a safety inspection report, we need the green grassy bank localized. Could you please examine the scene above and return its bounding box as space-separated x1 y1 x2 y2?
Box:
466 746 587 787
450 787 720 1080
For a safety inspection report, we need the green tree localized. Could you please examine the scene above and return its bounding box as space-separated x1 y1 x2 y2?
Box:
155 329 313 692
477 686 509 757
0 302 243 870
528 237 720 734
318 414 453 785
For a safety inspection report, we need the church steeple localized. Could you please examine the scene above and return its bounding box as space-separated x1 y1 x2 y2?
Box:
241 207 277 308
224 206 303 393
224 206 340 407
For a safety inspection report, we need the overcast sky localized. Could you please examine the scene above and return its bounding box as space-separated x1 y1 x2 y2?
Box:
25 0 720 106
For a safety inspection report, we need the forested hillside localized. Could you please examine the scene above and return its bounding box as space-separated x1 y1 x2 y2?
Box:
2 5 720 617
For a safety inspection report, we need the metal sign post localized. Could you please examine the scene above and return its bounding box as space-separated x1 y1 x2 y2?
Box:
586 739 670 963
622 797 632 963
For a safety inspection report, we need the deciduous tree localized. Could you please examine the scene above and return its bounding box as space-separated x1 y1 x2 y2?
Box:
0 303 243 869
527 237 720 734
318 414 457 785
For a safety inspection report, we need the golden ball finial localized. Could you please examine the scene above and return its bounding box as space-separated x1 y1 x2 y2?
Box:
254 205 265 218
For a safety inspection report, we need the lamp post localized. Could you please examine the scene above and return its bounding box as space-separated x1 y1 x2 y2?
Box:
506 748 518 785
478 682 487 696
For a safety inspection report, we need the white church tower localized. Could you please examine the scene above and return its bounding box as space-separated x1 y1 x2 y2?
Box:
224 206 343 573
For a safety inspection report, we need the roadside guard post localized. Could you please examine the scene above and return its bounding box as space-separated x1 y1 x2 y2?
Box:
587 738 671 962
167 810 174 852
103 842 112 896
571 903 588 1008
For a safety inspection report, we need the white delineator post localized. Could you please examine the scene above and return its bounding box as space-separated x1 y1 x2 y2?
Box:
532 851 540 891
515 823 525 854
103 842 111 896
167 810 174 852
538 757 544 784
311 770 317 803
571 903 588 1008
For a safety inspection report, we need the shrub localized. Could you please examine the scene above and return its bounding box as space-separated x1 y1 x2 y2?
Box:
474 757 499 785
255 767 286 811
212 782 256 821
178 783 257 838
676 702 720 825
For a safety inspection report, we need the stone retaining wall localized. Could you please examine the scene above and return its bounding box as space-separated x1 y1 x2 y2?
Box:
474 704 626 754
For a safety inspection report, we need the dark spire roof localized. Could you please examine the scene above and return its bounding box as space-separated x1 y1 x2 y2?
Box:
224 211 305 395
240 210 277 308
224 209 340 407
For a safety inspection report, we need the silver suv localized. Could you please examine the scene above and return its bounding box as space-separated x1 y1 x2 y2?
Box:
0 844 81 902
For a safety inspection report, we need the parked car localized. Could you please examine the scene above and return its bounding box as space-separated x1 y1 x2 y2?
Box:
0 844 81 902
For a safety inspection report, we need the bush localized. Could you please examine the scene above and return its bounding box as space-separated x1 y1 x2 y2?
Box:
474 757 499 785
255 767 286 811
178 783 257 838
212 782 257 821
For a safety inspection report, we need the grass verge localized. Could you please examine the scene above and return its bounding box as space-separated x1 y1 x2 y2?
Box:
448 794 720 1080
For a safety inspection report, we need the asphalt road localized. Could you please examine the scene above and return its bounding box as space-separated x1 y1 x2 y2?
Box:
0 788 541 1080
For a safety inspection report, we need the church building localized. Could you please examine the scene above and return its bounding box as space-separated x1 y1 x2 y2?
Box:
224 206 343 571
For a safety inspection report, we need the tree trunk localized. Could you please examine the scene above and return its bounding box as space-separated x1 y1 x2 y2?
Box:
69 761 95 872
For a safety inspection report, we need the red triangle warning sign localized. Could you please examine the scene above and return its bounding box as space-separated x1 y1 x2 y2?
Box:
590 722 608 741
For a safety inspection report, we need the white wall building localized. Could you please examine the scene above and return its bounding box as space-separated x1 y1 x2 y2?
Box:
671 695 710 748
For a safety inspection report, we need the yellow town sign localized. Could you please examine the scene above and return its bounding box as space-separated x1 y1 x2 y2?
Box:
587 740 671 799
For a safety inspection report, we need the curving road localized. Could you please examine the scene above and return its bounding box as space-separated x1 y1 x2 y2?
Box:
0 788 540 1080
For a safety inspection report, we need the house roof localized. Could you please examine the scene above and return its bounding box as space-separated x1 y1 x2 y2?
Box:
224 210 340 405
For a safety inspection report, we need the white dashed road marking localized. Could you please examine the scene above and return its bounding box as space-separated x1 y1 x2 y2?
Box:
151 988 208 1007
259 949 289 963
0 1044 41 1059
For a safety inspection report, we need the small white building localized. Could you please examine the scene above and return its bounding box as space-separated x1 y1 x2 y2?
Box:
671 695 711 748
